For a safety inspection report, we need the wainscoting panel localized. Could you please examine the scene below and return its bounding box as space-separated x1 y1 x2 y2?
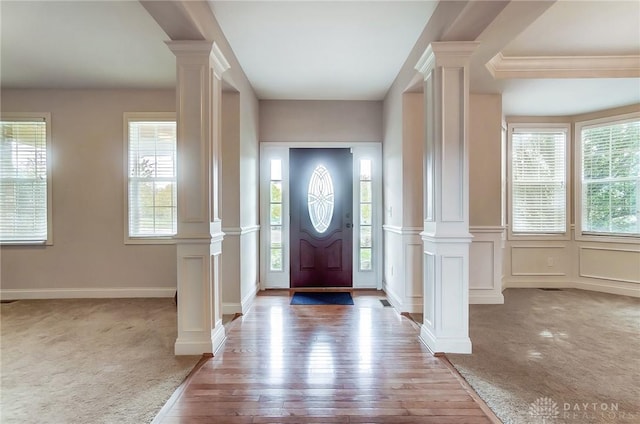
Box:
511 245 569 277
469 227 504 304
579 246 640 284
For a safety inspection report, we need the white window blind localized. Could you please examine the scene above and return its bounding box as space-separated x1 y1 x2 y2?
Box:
0 119 49 242
511 129 567 234
581 119 639 236
128 120 177 238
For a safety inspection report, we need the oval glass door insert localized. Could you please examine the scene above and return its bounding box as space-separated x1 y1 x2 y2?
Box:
308 165 334 233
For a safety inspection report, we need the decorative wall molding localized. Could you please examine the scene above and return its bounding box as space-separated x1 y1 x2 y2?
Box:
469 227 505 304
222 225 261 236
382 225 423 235
486 52 640 79
0 287 176 300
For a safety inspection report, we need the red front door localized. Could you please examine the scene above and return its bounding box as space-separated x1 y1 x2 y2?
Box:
289 148 353 288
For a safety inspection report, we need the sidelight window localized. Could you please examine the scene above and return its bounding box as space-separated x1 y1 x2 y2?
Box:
270 159 284 270
359 159 373 270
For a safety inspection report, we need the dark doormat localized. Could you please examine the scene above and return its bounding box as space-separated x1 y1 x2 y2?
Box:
291 292 354 305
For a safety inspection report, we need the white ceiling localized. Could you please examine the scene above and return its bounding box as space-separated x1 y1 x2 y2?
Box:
502 1 640 56
0 1 175 89
1 0 638 117
209 1 438 100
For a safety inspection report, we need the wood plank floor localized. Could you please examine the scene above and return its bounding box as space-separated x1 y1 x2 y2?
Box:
154 291 498 424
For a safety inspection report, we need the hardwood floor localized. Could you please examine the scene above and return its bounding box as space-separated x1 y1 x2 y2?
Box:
154 291 498 424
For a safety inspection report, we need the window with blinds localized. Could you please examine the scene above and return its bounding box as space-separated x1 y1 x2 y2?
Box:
510 127 568 234
581 118 639 236
127 117 177 239
0 117 50 243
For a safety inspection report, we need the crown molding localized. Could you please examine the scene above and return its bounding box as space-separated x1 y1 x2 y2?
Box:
211 42 230 78
486 52 640 79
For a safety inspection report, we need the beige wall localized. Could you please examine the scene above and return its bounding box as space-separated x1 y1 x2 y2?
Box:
1 89 177 291
469 94 502 227
259 100 383 142
402 93 424 226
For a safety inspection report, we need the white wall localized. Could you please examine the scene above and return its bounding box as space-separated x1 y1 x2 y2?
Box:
1 89 177 297
259 100 383 142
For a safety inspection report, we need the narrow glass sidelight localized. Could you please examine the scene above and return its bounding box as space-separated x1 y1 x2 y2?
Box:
308 165 334 233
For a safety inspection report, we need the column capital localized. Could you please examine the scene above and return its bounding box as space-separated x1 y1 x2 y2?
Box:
165 40 230 77
415 41 480 76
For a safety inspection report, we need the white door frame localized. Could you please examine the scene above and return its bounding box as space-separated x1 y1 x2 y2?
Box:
259 142 383 290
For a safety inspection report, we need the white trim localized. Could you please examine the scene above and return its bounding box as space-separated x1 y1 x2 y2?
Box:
503 281 640 298
123 112 177 245
222 303 242 315
0 287 176 300
260 142 383 290
578 246 640 284
241 282 260 314
382 225 423 235
507 122 571 241
486 53 640 79
210 42 230 78
419 326 472 354
0 112 53 245
469 293 504 304
222 225 261 236
574 111 640 243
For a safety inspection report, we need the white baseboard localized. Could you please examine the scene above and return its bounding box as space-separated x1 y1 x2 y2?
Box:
504 280 640 298
0 287 176 300
470 292 505 304
222 302 242 315
574 280 640 298
241 283 260 314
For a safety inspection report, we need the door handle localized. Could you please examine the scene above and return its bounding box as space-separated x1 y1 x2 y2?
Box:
346 223 352 229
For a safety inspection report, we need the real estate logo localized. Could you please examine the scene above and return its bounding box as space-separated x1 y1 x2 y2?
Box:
529 397 560 423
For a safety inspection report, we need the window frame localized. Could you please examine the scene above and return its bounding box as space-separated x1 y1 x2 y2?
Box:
575 112 640 243
507 122 571 241
0 113 53 245
123 112 177 245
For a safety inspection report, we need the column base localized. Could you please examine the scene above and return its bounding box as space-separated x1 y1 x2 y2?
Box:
174 324 226 356
420 325 472 354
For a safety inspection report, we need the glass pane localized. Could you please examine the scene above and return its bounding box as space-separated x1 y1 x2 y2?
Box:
270 203 282 225
360 248 372 271
308 165 334 233
360 203 372 225
271 226 282 248
360 226 372 248
360 181 372 203
270 248 283 271
270 159 282 181
360 159 372 181
270 181 282 203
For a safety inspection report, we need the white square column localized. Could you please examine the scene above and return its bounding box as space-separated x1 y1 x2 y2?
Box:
167 41 230 356
415 42 479 354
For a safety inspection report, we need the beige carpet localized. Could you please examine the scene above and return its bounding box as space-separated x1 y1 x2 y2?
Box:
0 298 200 424
446 288 640 424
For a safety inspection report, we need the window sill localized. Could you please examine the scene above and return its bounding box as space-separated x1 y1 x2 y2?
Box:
575 233 640 245
0 240 52 246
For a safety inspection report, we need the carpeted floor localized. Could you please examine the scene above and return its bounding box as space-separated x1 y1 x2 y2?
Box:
0 298 200 424
445 288 640 424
